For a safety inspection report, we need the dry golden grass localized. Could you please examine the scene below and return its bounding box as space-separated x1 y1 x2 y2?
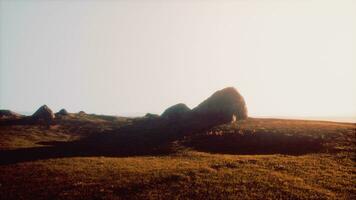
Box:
0 115 355 199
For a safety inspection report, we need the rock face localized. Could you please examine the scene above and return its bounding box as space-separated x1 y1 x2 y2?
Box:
32 105 55 121
192 87 247 124
0 110 22 119
161 103 191 120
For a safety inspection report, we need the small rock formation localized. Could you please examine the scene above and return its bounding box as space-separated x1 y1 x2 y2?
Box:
0 110 22 119
161 103 191 120
192 87 247 124
31 105 55 128
78 111 86 115
55 108 69 118
57 108 69 116
32 105 55 121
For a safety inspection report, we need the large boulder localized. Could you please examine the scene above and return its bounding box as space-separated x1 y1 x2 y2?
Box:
0 110 22 119
192 87 247 124
32 105 55 121
161 103 191 120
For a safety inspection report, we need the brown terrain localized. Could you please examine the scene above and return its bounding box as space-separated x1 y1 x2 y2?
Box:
0 87 355 199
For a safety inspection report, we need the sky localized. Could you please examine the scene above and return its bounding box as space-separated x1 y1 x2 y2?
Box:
0 0 355 120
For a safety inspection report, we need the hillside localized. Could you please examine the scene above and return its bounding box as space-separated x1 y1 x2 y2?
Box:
0 114 355 199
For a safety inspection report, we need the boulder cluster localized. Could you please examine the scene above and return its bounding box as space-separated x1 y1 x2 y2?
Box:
1 105 77 124
159 87 248 127
1 87 247 130
31 106 73 127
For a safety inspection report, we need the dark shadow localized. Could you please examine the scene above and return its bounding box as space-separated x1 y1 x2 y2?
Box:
184 130 325 155
0 117 35 126
0 121 180 165
0 117 327 165
0 117 54 128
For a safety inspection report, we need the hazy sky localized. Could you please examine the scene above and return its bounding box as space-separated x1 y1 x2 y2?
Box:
0 0 355 118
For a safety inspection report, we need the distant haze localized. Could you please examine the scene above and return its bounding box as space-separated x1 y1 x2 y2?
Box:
0 0 355 122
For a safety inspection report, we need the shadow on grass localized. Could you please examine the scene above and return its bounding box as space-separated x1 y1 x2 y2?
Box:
0 118 326 165
184 131 325 155
0 128 178 165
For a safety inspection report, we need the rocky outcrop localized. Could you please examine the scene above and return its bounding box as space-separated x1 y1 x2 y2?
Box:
32 105 55 121
160 87 248 131
192 87 247 123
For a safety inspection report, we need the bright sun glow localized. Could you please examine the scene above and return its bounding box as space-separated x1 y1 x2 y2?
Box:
0 0 355 121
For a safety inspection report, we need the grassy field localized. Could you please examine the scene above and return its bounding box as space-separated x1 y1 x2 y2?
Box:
0 115 355 199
